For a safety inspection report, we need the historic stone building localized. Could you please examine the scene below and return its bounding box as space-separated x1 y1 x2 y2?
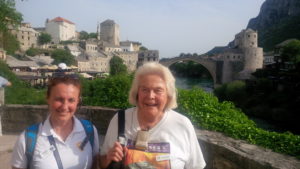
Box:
137 50 159 67
98 19 120 46
160 28 263 85
77 51 111 72
9 23 39 51
76 19 148 73
217 28 263 80
45 17 76 44
120 40 142 52
116 51 138 71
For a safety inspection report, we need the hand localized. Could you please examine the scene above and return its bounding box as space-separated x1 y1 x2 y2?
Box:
6 81 12 86
100 142 128 168
107 142 124 162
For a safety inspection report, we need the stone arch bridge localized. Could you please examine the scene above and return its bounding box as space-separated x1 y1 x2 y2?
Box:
160 56 239 87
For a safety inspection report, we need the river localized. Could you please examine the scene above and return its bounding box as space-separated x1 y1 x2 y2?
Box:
175 76 214 92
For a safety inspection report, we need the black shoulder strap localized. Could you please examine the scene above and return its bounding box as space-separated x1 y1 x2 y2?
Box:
117 109 125 141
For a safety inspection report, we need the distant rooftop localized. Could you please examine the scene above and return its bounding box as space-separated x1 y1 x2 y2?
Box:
120 40 142 45
101 19 116 25
50 17 75 25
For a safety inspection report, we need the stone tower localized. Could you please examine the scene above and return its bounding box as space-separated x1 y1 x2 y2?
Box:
100 19 120 46
235 29 263 78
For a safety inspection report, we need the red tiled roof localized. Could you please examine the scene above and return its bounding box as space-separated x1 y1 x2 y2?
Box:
51 17 75 25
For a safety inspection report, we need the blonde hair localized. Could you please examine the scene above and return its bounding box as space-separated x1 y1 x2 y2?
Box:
129 62 177 110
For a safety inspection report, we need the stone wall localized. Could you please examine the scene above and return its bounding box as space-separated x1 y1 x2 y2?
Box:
1 104 118 135
1 104 300 169
198 130 300 169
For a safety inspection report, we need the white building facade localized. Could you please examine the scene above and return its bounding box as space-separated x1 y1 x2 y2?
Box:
45 17 76 44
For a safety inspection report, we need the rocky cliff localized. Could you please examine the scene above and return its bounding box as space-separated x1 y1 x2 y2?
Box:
247 0 300 51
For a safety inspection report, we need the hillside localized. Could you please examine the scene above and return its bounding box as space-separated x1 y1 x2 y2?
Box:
247 0 300 51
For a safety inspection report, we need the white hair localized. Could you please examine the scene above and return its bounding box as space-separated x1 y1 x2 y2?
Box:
129 62 177 110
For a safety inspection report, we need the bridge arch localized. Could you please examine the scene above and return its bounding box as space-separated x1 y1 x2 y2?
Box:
160 56 217 87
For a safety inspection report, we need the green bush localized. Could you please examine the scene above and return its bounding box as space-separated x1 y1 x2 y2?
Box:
82 74 132 108
214 80 247 107
26 48 40 56
178 88 300 158
0 60 46 105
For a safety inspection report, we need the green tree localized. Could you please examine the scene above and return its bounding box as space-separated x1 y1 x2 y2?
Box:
88 32 97 39
2 31 19 54
280 39 300 65
51 49 76 66
26 47 40 56
79 31 89 40
139 46 148 51
0 0 22 33
82 74 132 108
0 0 22 50
109 55 127 76
38 32 51 45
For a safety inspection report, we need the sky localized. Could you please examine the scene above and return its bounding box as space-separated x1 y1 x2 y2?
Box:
16 0 265 58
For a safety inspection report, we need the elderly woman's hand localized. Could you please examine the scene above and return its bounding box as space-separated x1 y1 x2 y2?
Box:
100 142 127 168
107 142 125 162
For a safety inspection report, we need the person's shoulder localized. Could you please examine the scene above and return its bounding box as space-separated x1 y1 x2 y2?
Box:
125 107 136 114
168 109 189 119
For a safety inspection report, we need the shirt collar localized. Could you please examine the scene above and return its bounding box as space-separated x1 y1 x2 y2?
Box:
40 116 85 137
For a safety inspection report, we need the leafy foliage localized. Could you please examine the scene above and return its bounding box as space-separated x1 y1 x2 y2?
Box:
79 31 89 40
0 60 46 105
2 31 19 54
169 61 211 78
89 32 97 39
25 47 42 56
51 49 76 66
79 31 97 40
178 88 300 158
281 39 300 64
109 55 127 76
139 46 148 51
214 80 247 107
82 75 132 108
0 0 22 32
38 32 51 45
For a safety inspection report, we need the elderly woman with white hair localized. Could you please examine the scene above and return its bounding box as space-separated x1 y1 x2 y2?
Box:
100 62 206 169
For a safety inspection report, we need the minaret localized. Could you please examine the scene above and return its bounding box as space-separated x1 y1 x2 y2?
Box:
97 22 100 40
